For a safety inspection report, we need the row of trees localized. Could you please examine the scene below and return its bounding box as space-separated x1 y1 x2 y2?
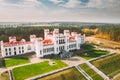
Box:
0 26 82 42
95 24 120 41
0 24 119 42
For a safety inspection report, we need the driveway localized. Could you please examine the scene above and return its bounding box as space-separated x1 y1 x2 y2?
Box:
62 56 87 66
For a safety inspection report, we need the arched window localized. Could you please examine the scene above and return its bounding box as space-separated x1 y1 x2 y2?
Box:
5 48 7 52
40 50 42 54
14 47 16 50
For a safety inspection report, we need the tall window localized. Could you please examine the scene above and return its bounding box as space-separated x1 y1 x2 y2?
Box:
40 50 42 54
9 52 11 55
9 48 11 51
22 50 24 53
5 48 7 51
14 47 16 50
14 51 16 55
6 53 8 56
22 46 24 49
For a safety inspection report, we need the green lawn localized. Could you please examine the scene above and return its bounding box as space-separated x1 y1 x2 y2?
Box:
91 54 120 78
38 68 87 80
80 63 104 80
77 44 109 60
4 57 30 67
12 60 67 80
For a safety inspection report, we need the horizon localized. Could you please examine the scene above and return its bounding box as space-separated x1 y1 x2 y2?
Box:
0 0 120 23
0 21 120 24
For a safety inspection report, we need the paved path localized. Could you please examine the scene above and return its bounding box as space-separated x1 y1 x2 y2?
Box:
86 61 109 80
62 56 87 66
75 65 93 80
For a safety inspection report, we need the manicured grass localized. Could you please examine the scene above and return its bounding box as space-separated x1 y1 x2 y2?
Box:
4 57 30 67
38 68 87 80
81 44 95 50
77 44 109 60
80 63 104 80
12 60 67 80
91 54 120 78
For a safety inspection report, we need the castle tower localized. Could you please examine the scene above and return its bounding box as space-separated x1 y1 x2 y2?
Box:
34 37 43 57
64 30 70 52
44 29 49 39
30 35 36 42
9 36 16 42
76 34 81 50
81 34 85 44
71 32 77 36
52 29 59 54
64 30 70 36
0 41 5 57
53 29 59 37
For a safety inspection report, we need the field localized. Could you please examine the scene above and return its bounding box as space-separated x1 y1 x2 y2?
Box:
76 44 109 60
80 63 104 80
114 74 120 80
38 68 87 80
86 36 120 53
4 57 30 67
12 60 67 80
91 54 120 78
0 71 10 80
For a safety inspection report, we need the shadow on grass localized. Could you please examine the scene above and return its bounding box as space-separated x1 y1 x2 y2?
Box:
0 58 5 67
3 57 29 67
76 44 109 59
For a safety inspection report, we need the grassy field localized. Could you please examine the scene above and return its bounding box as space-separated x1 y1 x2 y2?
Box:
79 63 104 80
86 36 120 53
91 54 120 78
0 71 10 80
4 57 30 67
76 44 109 60
12 60 67 80
38 68 87 80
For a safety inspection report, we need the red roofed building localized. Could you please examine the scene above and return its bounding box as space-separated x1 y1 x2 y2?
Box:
1 29 85 58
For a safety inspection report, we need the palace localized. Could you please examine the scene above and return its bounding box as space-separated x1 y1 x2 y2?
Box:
0 29 85 58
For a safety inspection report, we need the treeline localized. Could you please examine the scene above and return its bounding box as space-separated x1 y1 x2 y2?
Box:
82 28 98 36
0 26 82 42
0 24 120 42
95 24 120 41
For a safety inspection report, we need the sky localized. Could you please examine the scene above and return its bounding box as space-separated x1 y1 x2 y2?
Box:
0 0 120 23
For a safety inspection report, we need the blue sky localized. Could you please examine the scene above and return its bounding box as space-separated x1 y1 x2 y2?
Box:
0 0 120 23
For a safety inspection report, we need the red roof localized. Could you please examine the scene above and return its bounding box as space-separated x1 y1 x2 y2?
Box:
69 36 75 41
4 41 31 47
43 39 53 45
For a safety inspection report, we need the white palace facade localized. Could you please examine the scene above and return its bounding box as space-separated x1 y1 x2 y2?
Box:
0 29 85 58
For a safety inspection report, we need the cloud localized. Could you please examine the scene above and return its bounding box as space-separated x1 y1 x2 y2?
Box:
60 0 120 9
49 0 65 4
0 0 119 23
0 0 46 8
61 0 81 8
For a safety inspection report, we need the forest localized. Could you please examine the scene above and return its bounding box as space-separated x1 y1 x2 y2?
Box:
95 24 120 41
0 24 120 42
0 26 82 42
